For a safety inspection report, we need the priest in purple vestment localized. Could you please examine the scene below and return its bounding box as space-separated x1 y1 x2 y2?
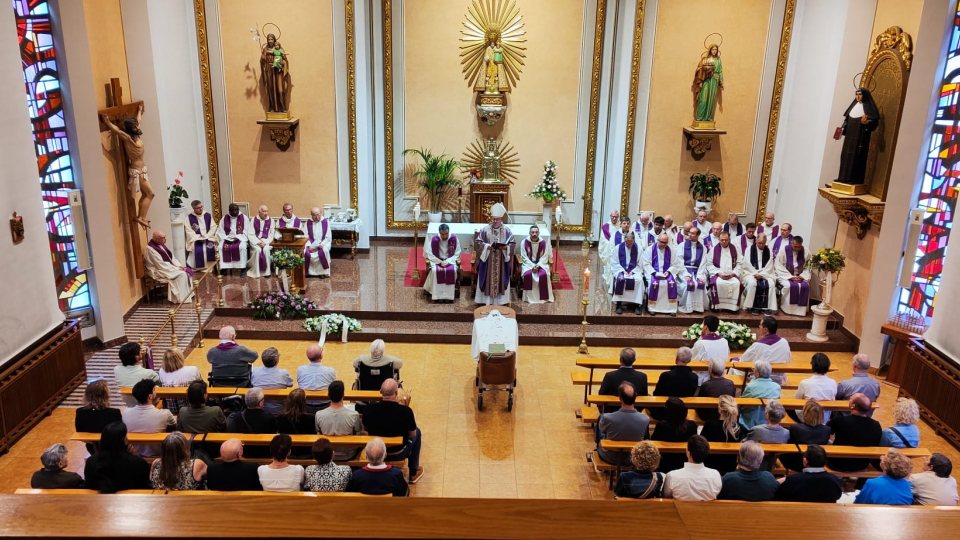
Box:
756 212 779 241
775 236 811 316
217 203 249 275
185 200 217 269
519 225 554 304
741 234 777 315
609 231 644 315
304 207 332 278
424 223 461 302
736 223 757 257
143 231 194 303
771 222 793 257
706 232 742 312
247 205 275 278
474 203 514 305
276 203 306 237
642 233 685 316
678 227 708 314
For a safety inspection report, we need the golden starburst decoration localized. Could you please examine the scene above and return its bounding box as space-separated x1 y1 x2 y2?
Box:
463 139 520 185
459 0 527 89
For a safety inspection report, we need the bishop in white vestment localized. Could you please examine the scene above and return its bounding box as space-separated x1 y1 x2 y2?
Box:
475 203 514 305
424 224 461 302
276 203 306 237
642 233 684 315
740 235 777 315
519 225 554 304
185 200 217 269
218 203 249 273
678 228 708 314
706 233 742 312
610 232 644 314
304 207 332 278
144 231 194 304
737 317 792 384
247 205 275 278
775 236 811 316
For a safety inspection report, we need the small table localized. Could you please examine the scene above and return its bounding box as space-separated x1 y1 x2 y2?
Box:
330 219 362 259
271 237 308 291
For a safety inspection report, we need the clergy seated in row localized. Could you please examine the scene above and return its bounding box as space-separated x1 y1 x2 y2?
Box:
662 215 680 245
737 316 792 384
756 211 780 240
676 221 693 246
639 216 666 252
519 225 554 304
741 234 777 315
610 231 643 315
218 203 248 276
475 203 514 305
642 233 684 316
678 227 708 314
597 210 622 285
705 221 723 251
695 209 711 238
185 199 217 269
602 216 633 285
247 205 275 278
706 232 741 312
143 231 195 304
304 207 332 278
723 214 744 238
776 235 811 317
735 223 757 255
277 202 306 233
770 222 794 257
424 223 461 302
633 212 652 235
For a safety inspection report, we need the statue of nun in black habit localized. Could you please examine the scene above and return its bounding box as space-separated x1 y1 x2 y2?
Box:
836 87 880 185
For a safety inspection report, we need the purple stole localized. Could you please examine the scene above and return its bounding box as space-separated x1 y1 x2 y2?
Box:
709 245 740 306
614 243 640 295
221 214 245 263
644 231 657 248
279 216 303 229
634 221 652 234
758 223 779 239
305 219 330 270
148 240 193 277
521 239 549 298
723 222 743 236
188 212 215 267
784 248 809 306
601 223 613 241
683 241 705 290
252 218 272 272
676 230 685 244
613 231 625 246
771 234 793 257
648 246 677 302
701 333 722 341
739 235 754 253
703 235 713 250
749 245 772 309
216 341 239 352
755 333 782 347
430 234 458 285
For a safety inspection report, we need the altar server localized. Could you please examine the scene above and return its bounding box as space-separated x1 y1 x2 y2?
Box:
706 232 741 312
218 203 249 275
738 316 792 385
642 233 685 316
771 222 793 257
610 231 644 315
741 234 777 315
756 212 780 240
736 223 757 256
304 207 332 278
185 200 217 269
247 205 275 278
519 225 554 304
144 231 194 304
776 236 811 316
678 227 708 315
424 223 461 302
276 203 306 236
475 203 514 305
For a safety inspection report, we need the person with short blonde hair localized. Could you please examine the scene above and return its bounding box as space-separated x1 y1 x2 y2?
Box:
854 449 914 505
880 397 921 449
614 441 664 499
158 347 202 412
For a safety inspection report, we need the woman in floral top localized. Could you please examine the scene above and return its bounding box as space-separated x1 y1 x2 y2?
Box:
304 438 351 492
150 432 206 490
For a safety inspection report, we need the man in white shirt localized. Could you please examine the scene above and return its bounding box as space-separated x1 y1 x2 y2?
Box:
114 342 160 408
793 353 838 421
662 435 722 501
121 379 176 456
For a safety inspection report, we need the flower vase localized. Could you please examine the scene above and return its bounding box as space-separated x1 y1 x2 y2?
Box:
280 269 290 293
817 271 839 309
808 271 837 343
542 202 552 225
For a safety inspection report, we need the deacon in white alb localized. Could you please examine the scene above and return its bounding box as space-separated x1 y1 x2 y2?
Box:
247 205 275 278
642 233 685 316
706 232 742 312
424 223 461 302
304 206 332 278
756 212 779 240
740 234 777 315
736 223 757 256
144 231 194 304
276 202 306 236
217 203 249 275
771 222 794 257
184 200 217 269
678 227 708 314
737 316 792 384
519 225 554 304
610 231 644 315
775 235 811 316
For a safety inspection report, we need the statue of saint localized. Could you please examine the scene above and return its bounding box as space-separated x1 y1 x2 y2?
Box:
481 138 501 182
836 88 880 185
693 43 723 126
476 40 510 95
260 33 289 114
100 104 154 230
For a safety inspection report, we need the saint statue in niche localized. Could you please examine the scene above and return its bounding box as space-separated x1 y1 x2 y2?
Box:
836 87 880 186
478 40 510 94
260 31 289 115
100 103 155 230
692 37 724 129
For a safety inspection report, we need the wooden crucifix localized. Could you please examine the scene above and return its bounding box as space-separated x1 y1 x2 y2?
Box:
97 77 149 278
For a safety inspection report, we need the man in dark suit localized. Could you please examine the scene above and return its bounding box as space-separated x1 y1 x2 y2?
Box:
651 347 699 420
206 438 262 491
597 348 649 412
826 393 882 472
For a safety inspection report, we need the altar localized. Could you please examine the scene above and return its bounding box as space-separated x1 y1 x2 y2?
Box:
425 222 550 245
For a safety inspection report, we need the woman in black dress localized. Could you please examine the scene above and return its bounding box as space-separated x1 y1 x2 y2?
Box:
700 395 744 475
651 397 698 473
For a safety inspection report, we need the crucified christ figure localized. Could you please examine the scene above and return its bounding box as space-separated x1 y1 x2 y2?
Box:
100 103 154 230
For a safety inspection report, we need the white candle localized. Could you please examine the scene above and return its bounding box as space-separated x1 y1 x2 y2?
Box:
583 267 590 301
414 203 420 220
556 206 562 220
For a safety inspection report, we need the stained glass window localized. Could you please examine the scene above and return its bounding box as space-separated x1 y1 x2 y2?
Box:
13 0 90 313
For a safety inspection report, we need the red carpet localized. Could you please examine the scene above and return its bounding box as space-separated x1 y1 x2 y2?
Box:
403 248 573 290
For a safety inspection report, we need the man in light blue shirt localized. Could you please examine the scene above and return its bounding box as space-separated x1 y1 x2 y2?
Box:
297 344 336 412
251 347 293 415
835 354 881 418
740 360 781 430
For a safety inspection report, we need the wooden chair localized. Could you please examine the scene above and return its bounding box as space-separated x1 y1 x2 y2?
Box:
142 275 167 304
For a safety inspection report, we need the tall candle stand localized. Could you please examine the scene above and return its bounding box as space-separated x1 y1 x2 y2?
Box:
552 213 562 283
578 267 591 354
411 213 421 282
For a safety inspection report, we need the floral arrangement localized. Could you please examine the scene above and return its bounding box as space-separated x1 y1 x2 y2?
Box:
806 247 846 273
304 313 362 335
248 292 317 320
527 160 567 203
682 320 756 350
689 168 722 202
167 171 189 208
270 249 305 271
466 169 480 183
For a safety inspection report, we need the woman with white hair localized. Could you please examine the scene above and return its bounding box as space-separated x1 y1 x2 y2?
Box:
31 443 83 489
879 397 921 448
739 360 781 429
352 339 403 381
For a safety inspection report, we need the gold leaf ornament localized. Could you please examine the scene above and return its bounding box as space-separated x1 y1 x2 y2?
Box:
459 0 527 90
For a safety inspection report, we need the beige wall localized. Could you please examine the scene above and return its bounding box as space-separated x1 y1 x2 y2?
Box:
218 0 340 213
639 0 772 223
84 0 142 313
872 0 924 39
403 0 583 213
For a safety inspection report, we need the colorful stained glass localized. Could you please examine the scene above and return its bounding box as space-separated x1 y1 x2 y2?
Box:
898 5 960 320
12 0 90 313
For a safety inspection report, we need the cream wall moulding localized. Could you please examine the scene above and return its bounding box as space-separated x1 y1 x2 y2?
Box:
683 126 726 157
817 186 884 240
257 118 300 150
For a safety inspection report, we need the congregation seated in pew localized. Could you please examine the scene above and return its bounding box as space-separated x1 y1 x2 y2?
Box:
774 444 843 503
595 382 650 466
31 444 83 490
661 435 722 501
123 380 176 457
207 326 259 387
206 438 261 491
347 438 409 497
150 432 206 491
250 347 294 416
717 441 779 502
259 434 304 492
613 441 664 499
176 380 226 434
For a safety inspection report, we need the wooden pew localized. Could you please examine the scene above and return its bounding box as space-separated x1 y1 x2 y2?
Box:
15 489 388 497
14 489 161 495
121 387 383 402
586 396 764 409
70 432 190 446
202 433 403 448
767 398 879 412
570 371 751 403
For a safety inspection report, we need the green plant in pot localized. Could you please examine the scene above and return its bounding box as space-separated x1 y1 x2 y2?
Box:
403 147 462 222
689 168 721 213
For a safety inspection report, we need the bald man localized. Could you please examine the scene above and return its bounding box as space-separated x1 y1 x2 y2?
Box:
362 379 424 484
304 206 332 278
206 438 262 491
143 230 194 303
247 204 276 278
206 326 259 386
756 212 779 239
297 344 336 411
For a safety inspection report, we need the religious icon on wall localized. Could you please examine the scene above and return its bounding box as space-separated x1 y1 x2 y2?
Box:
835 81 880 191
463 137 520 184
10 212 24 244
254 23 290 120
100 103 155 230
460 0 527 125
692 34 724 130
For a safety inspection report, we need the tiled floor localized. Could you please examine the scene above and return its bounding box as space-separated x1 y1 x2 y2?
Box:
2 342 958 497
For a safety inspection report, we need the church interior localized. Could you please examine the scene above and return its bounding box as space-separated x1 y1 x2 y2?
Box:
2 0 960 537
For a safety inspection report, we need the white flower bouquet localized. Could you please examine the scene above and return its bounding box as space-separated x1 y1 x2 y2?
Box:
681 320 756 350
303 313 362 334
526 160 567 203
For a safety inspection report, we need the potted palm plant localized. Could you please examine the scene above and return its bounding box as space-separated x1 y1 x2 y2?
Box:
689 168 721 213
403 148 462 222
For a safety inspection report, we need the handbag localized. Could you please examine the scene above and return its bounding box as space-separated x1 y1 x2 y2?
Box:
889 427 915 449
